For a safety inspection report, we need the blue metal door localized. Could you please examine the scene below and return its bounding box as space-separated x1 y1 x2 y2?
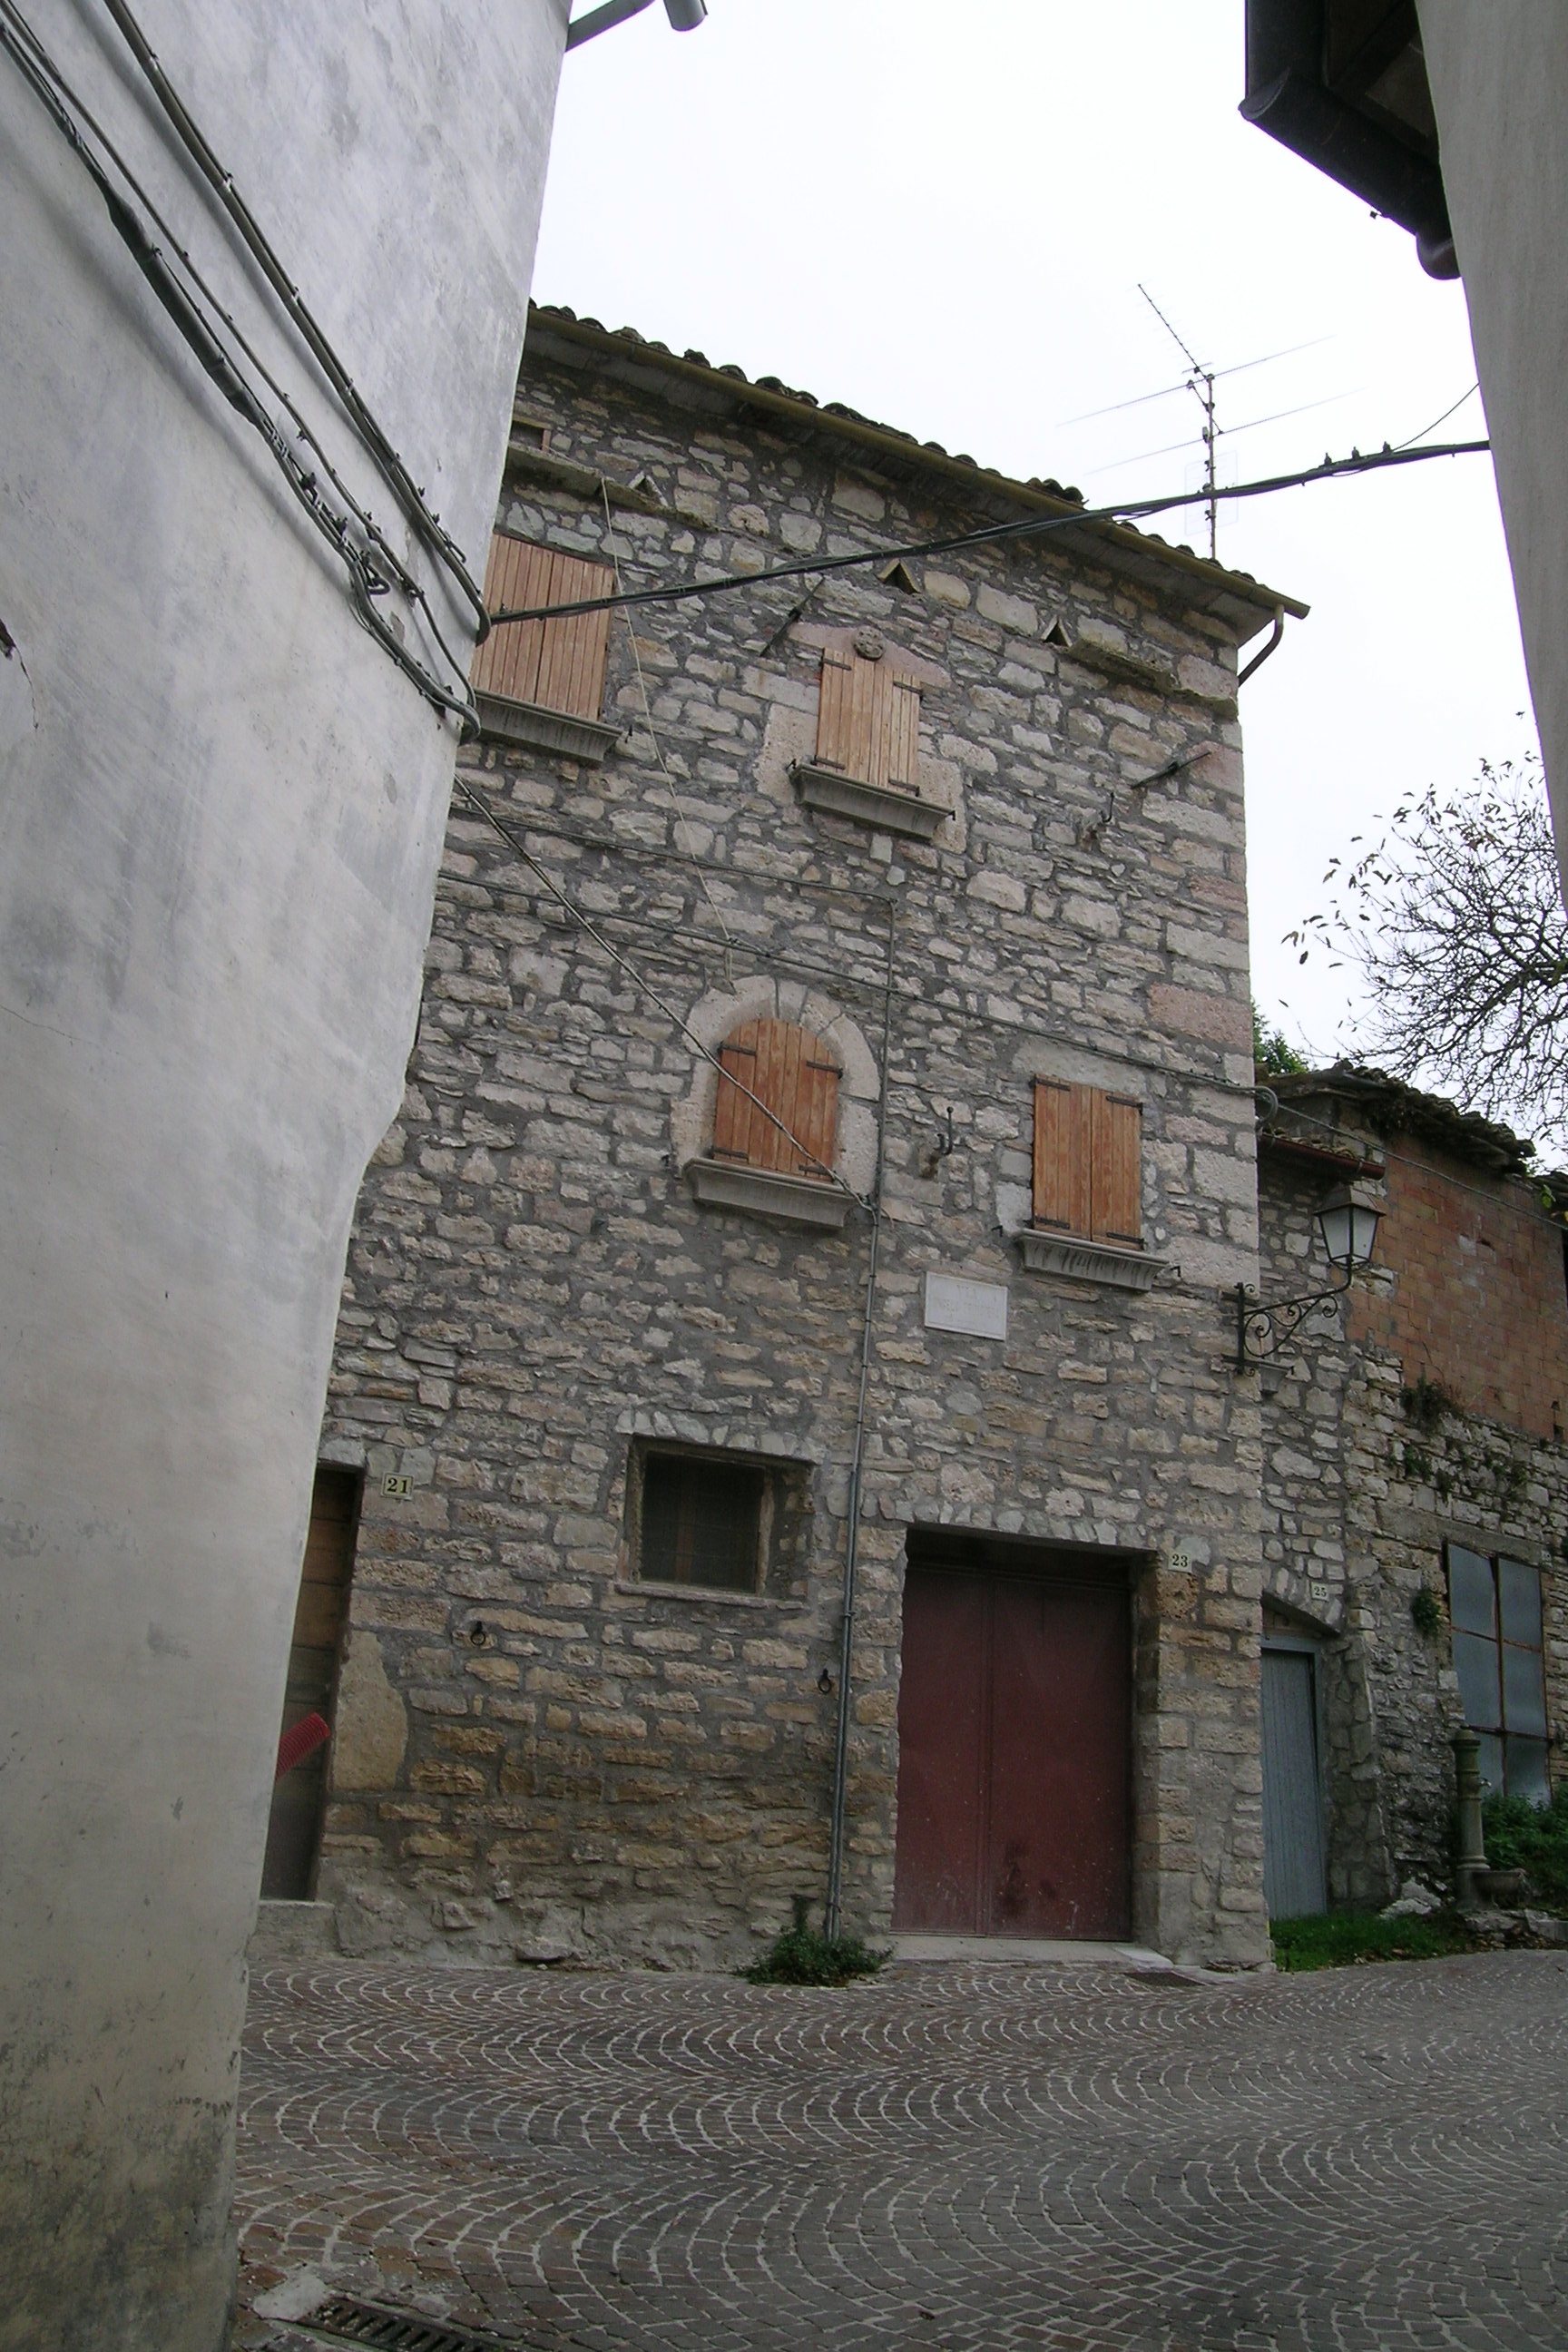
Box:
1261 1645 1327 1918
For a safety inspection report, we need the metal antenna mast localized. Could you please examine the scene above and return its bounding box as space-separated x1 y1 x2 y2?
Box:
1139 285 1220 558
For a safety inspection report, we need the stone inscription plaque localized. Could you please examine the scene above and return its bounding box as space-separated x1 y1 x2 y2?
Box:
924 1273 1009 1340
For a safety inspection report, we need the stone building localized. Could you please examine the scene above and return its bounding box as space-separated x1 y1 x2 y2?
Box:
270 303 1310 1971
1256 1068 1568 1915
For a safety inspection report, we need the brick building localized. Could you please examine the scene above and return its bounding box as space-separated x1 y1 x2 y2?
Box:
265 304 1310 1969
1255 1068 1568 1914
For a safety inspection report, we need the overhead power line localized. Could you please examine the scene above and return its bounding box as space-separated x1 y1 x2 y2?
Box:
0 0 482 731
490 437 1493 627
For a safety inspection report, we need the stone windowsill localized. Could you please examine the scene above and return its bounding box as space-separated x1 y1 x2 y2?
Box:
1017 1227 1162 1291
476 692 622 764
792 761 947 841
613 1579 808 1611
687 1158 855 1229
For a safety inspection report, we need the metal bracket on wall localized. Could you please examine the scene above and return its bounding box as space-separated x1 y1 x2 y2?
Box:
566 0 706 49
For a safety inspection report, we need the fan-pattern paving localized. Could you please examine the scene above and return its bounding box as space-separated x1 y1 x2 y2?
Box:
233 1951 1568 2350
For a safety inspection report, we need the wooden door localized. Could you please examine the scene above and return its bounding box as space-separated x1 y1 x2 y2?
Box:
1260 1646 1327 1919
260 1465 360 1900
893 1562 1132 1938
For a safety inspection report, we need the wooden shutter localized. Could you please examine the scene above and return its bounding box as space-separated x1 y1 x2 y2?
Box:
472 534 613 720
711 1017 840 1181
1033 1079 1092 1236
1089 1092 1142 1246
816 648 922 792
1034 1081 1142 1246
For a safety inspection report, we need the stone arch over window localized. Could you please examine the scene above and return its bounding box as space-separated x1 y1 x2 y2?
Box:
672 981 879 1228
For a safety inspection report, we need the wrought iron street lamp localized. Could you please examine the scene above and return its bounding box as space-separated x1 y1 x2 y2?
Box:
1235 1181 1383 1369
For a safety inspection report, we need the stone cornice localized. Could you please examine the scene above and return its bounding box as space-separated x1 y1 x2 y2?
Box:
1017 1229 1161 1291
475 694 622 764
791 763 947 842
686 1159 855 1230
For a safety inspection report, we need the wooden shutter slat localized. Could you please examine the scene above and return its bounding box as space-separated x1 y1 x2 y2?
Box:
474 535 550 705
535 550 577 715
853 654 879 787
1090 1092 1142 1247
558 555 593 718
549 553 612 721
534 550 570 713
778 1023 806 1174
887 676 920 791
756 1017 788 1172
796 1044 840 1178
1033 1079 1091 1237
712 1023 759 1163
576 600 613 723
514 538 551 707
817 649 854 769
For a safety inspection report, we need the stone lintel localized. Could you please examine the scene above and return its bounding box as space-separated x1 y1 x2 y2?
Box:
687 1158 854 1229
1017 1228 1161 1290
792 761 946 841
476 693 622 763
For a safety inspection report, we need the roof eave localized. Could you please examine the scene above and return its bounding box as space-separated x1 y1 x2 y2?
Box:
525 306 1308 645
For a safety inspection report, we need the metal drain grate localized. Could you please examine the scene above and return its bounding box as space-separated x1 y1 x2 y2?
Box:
299 2292 524 2352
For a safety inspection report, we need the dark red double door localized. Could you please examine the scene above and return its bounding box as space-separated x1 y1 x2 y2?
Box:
893 1561 1131 1939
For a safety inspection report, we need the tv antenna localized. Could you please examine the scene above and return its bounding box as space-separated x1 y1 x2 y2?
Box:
1138 285 1222 559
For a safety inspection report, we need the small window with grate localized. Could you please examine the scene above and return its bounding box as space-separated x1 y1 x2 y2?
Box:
637 1451 766 1592
1447 1544 1550 1800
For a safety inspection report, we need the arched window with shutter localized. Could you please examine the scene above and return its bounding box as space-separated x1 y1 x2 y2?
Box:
711 1018 840 1183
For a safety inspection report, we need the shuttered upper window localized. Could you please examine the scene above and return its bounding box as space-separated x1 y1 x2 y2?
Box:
712 1018 840 1184
815 639 922 796
1033 1080 1142 1249
472 534 613 721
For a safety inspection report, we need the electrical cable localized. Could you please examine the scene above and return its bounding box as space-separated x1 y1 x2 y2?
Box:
1396 381 1481 451
441 833 1260 1116
449 777 873 1207
96 0 488 642
491 437 1492 628
824 910 894 1944
0 0 479 733
597 481 737 982
444 819 1568 1243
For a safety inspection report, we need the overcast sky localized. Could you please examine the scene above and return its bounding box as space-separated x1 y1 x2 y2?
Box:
534 0 1535 1068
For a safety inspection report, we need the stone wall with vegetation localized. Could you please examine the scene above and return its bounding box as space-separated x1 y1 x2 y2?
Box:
1258 1119 1568 1906
314 315 1281 1970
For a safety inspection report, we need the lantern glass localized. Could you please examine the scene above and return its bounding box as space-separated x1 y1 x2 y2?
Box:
1316 1185 1381 1271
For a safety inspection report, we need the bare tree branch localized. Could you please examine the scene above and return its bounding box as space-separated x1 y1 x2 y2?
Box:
1287 752 1568 1159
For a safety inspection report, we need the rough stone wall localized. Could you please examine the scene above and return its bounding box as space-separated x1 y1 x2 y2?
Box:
316 328 1278 1971
1349 1141 1568 1441
1258 1132 1568 1906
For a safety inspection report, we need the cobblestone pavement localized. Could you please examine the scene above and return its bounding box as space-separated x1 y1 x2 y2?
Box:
233 1949 1568 2352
